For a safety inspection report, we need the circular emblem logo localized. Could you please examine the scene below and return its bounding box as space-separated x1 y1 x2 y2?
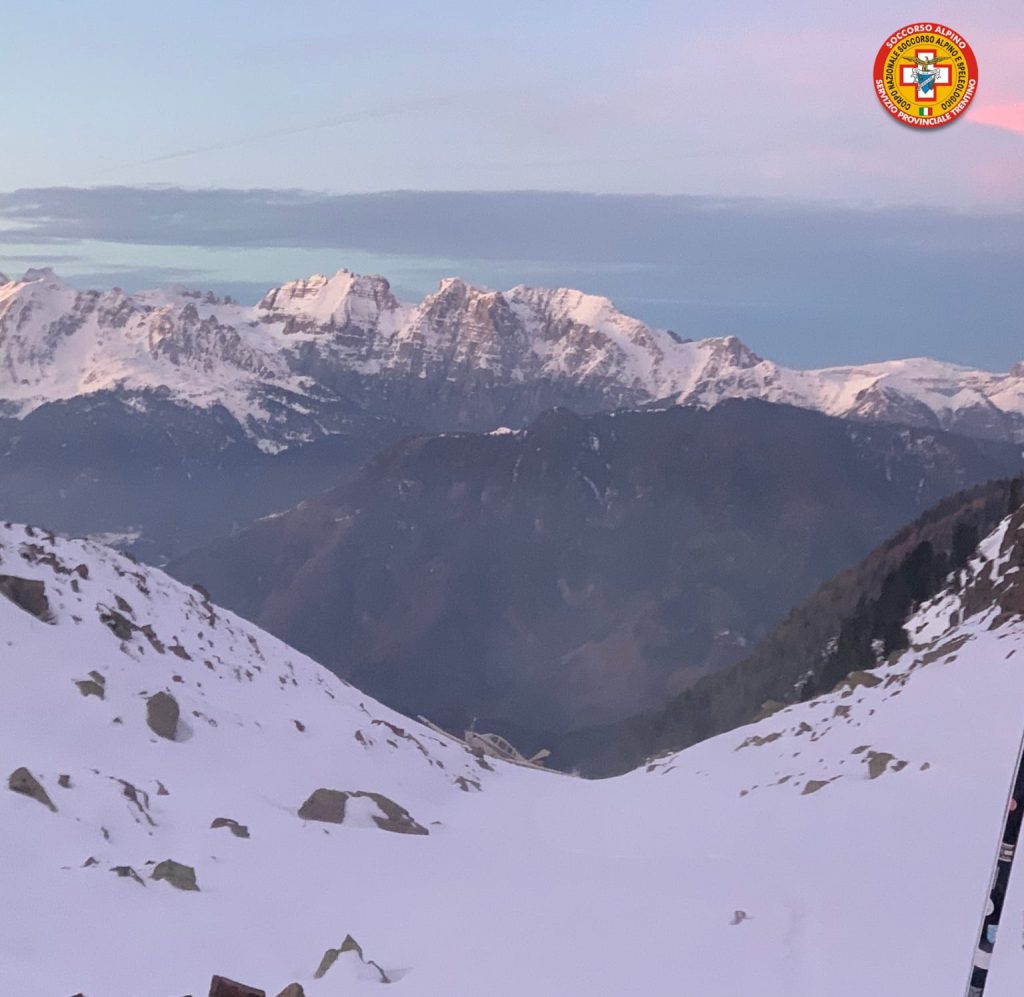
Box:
873 23 978 128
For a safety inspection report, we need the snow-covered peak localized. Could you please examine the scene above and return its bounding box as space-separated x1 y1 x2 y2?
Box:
700 334 764 368
509 284 634 326
258 269 402 331
3 267 1024 447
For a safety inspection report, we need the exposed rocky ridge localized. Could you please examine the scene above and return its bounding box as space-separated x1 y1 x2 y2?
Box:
170 401 1024 746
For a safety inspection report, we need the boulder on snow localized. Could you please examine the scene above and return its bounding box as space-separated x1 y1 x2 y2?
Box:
151 859 199 891
208 976 265 997
297 789 428 835
8 767 56 812
865 750 896 779
75 671 106 699
298 788 348 823
313 934 390 983
99 608 136 640
111 865 146 886
210 817 250 838
146 691 180 740
0 575 51 622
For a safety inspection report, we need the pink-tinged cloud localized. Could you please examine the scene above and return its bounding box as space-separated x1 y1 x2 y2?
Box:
969 102 1024 135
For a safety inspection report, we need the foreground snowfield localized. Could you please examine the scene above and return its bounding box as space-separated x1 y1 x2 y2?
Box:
4 519 1024 995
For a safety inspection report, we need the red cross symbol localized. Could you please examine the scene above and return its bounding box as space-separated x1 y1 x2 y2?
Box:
900 48 952 104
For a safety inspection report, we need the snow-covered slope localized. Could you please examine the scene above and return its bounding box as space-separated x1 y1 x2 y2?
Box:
4 515 1024 997
8 511 1024 994
4 267 1024 445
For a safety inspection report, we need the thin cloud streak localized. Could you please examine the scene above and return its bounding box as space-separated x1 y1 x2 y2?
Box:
116 96 460 169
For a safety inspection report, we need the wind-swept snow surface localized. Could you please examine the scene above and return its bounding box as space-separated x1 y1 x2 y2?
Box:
5 519 1024 994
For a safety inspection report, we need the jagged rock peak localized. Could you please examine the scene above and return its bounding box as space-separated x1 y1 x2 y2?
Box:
19 267 64 285
702 335 764 368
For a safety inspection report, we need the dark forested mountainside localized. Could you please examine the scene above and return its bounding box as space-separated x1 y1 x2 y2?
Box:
170 401 1024 749
555 477 1024 776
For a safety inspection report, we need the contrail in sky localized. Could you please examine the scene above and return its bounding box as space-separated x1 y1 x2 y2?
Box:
118 95 459 168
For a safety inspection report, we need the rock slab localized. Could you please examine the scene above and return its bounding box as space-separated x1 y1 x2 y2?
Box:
8 767 56 811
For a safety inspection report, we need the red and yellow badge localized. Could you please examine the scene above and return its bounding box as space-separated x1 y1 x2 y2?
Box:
874 23 978 128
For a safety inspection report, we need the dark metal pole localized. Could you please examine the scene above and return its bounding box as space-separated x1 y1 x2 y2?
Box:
966 731 1024 995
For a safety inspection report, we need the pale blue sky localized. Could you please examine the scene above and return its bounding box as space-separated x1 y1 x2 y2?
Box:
5 0 1023 200
3 2 1023 368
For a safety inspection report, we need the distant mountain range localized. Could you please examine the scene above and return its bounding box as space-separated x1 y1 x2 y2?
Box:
169 401 1024 747
4 266 1024 562
5 266 1024 445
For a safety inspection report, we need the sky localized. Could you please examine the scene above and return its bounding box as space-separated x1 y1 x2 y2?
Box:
1 0 1023 368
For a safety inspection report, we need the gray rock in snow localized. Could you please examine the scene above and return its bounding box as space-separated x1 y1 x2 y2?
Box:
297 788 428 835
146 691 180 740
111 865 146 886
75 670 106 699
8 767 56 811
99 608 136 640
313 934 390 983
151 859 199 891
0 575 51 622
208 975 265 996
210 817 250 838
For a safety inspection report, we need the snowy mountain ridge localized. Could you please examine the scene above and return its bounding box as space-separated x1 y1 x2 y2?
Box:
3 267 1024 447
9 506 1024 992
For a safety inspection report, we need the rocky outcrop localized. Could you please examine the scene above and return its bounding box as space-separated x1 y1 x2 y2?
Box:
313 934 390 983
111 865 146 886
0 575 50 622
208 976 265 997
298 789 428 835
210 817 250 838
151 859 199 891
75 671 106 699
100 608 136 640
8 767 56 811
863 750 908 780
146 691 180 740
